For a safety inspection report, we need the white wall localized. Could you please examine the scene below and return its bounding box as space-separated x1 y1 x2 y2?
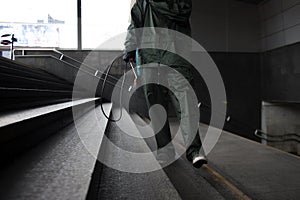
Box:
260 0 300 51
191 0 261 52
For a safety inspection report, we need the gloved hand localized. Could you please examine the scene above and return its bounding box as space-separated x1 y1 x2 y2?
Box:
123 50 135 63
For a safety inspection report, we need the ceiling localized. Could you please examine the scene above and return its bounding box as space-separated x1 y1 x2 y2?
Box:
236 0 265 5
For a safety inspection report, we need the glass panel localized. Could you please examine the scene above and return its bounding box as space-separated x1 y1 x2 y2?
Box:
82 0 131 49
0 0 77 48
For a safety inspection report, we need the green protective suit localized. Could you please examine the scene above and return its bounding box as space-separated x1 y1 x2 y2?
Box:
124 0 202 161
125 0 193 69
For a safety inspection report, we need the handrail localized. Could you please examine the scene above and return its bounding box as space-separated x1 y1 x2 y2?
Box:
15 50 132 90
18 48 125 86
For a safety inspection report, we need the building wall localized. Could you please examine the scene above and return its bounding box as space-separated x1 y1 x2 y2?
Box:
210 52 261 141
191 0 261 52
260 0 300 51
258 0 300 102
259 0 300 154
191 0 262 140
262 42 300 102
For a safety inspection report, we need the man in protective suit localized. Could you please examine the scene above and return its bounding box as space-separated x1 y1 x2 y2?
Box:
123 0 207 168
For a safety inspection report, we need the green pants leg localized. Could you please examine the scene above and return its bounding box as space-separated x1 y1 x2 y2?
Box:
144 84 174 150
143 65 203 162
167 66 203 161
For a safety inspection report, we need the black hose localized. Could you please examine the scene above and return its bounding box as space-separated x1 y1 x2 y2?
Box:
100 55 127 122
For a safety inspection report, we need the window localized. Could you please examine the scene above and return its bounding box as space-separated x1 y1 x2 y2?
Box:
82 0 131 49
0 0 77 48
0 0 132 49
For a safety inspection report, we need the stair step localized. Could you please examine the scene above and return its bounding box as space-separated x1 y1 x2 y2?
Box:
15 55 104 95
15 49 97 75
0 87 84 98
0 72 74 91
0 57 65 82
0 98 101 163
0 64 70 85
0 98 99 129
0 103 112 200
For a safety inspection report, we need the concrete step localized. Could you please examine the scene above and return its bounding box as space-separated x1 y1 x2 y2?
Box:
15 55 102 93
0 87 83 97
0 57 66 84
94 120 224 200
0 64 71 86
0 72 74 91
14 49 126 90
15 55 121 98
15 48 99 75
0 98 101 164
15 55 94 82
0 55 95 114
92 113 300 200
0 86 89 112
91 111 228 200
0 97 71 113
0 103 112 200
